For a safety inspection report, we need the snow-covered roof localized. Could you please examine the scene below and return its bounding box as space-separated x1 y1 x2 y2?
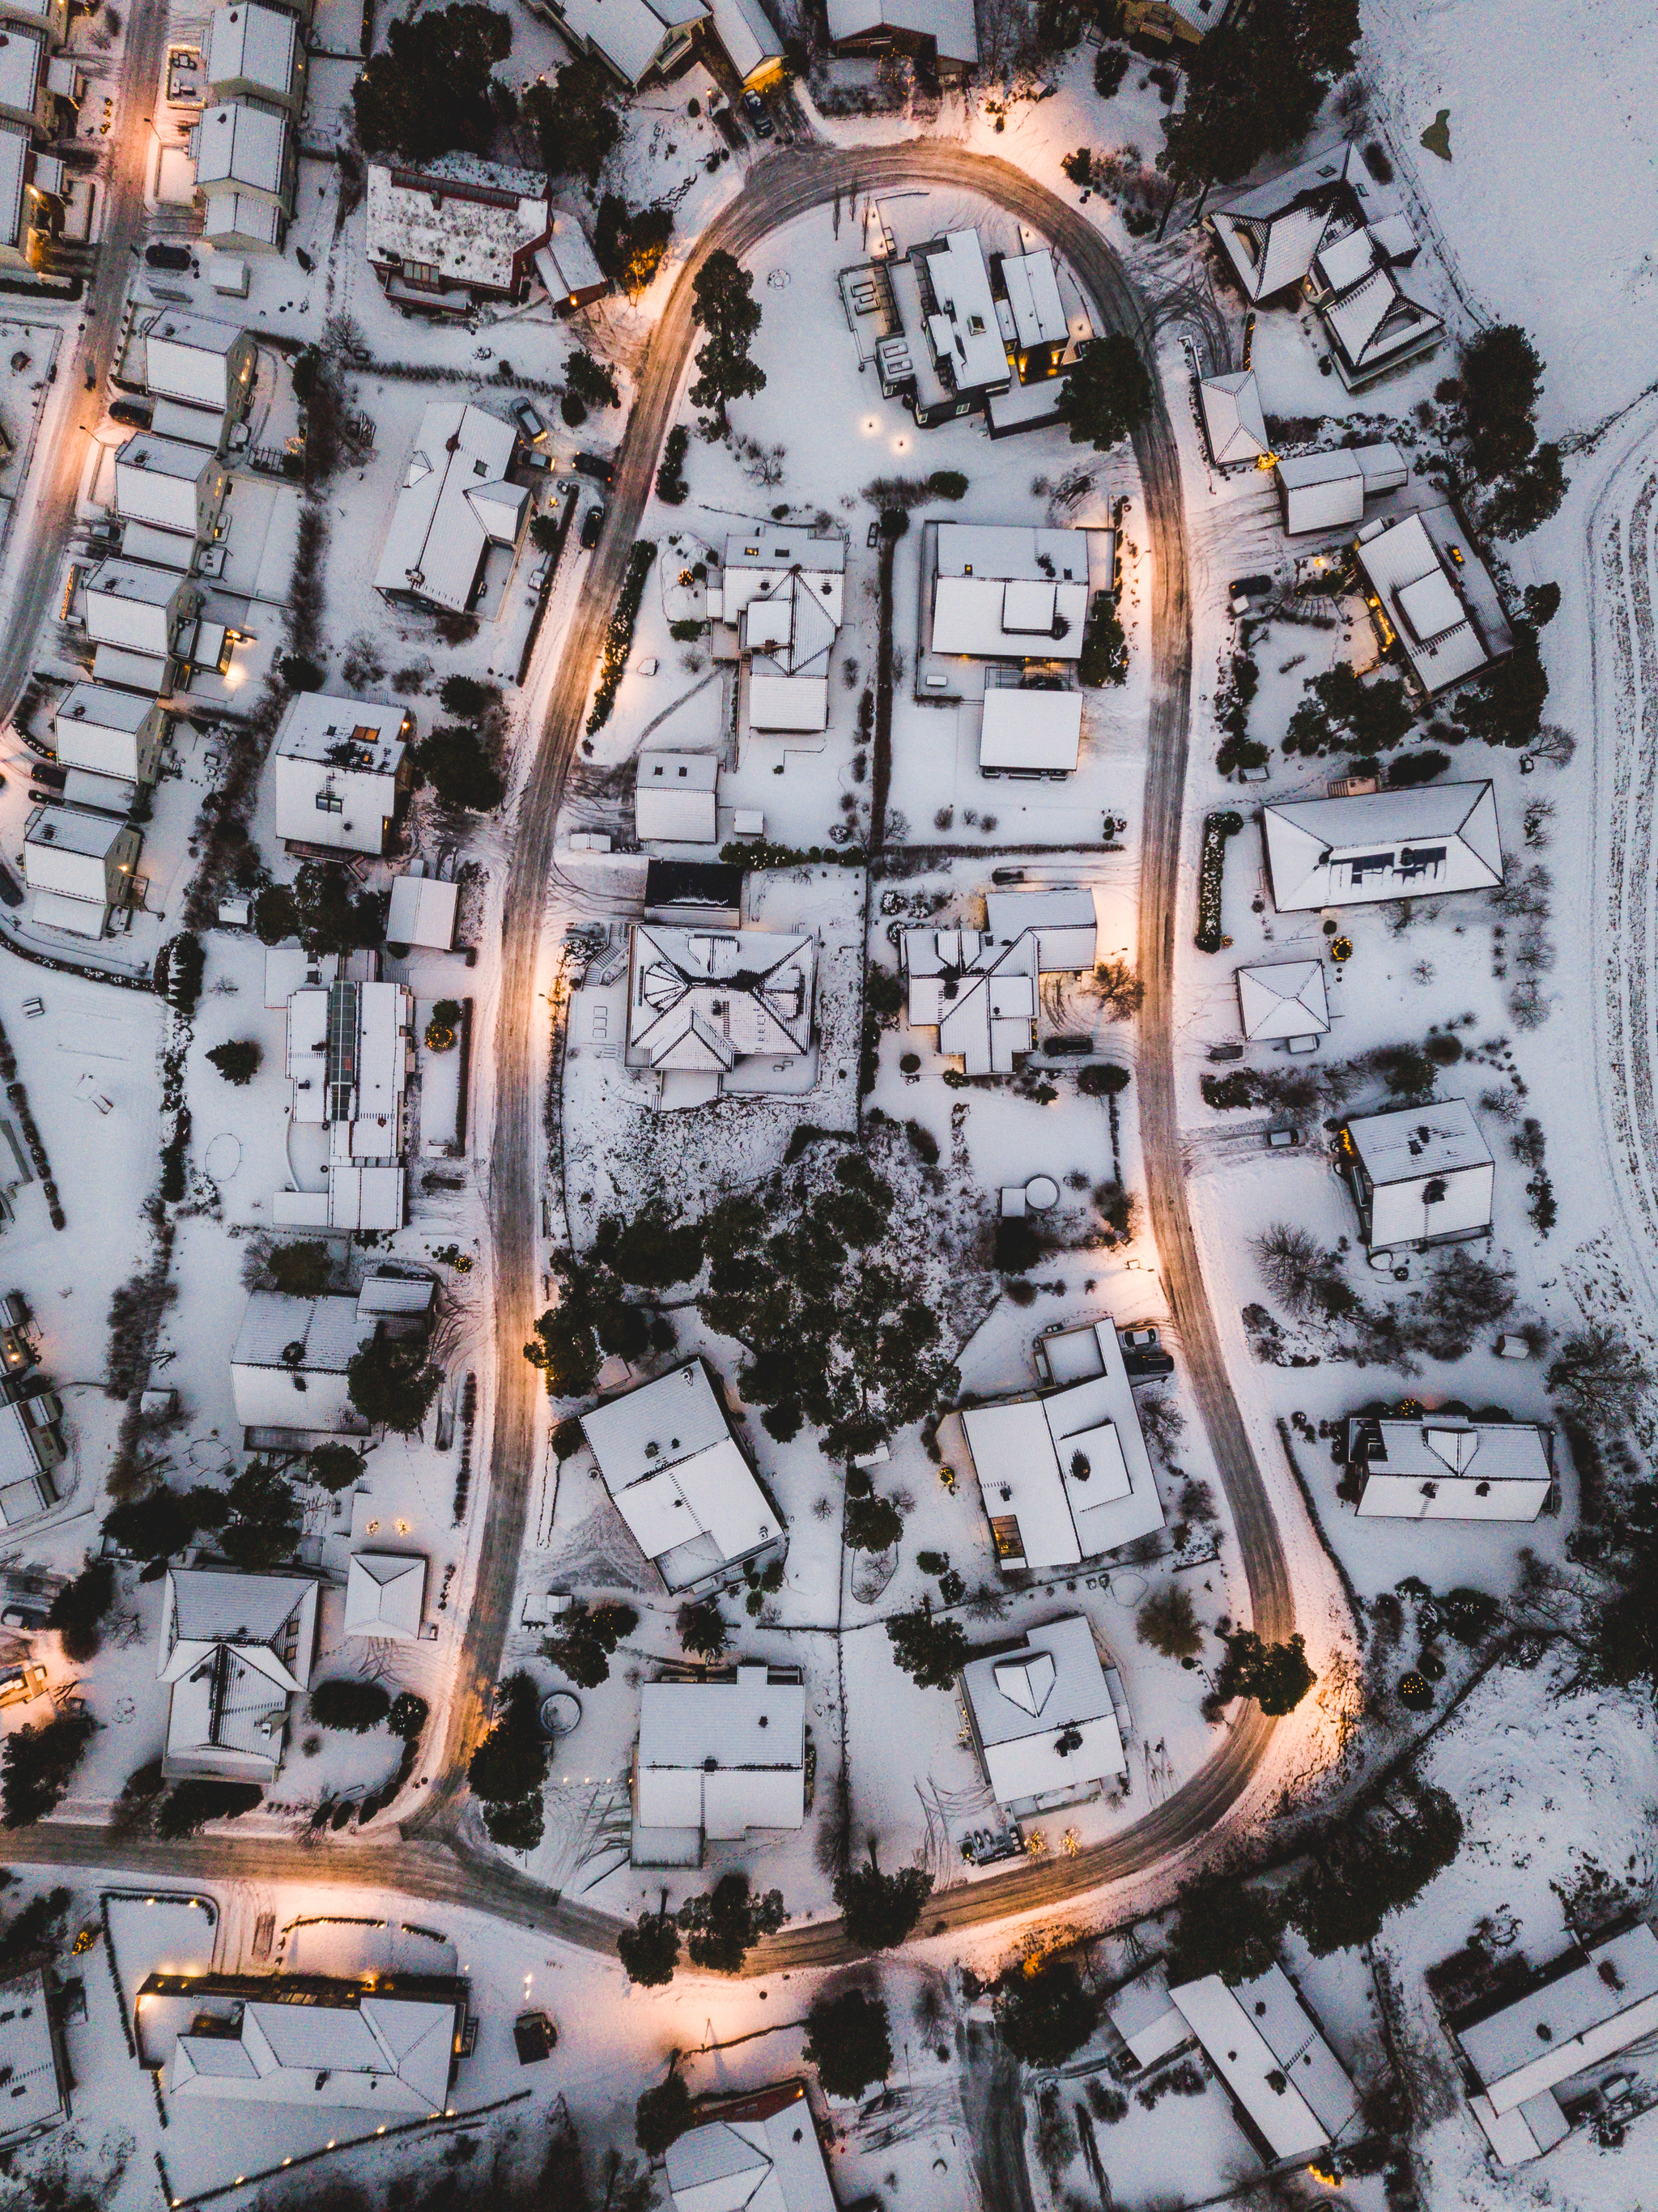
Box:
1235 959 1329 1041
1168 1969 1360 2163
195 98 288 194
1209 143 1370 302
580 1361 780 1589
25 806 125 862
167 1989 457 2113
138 313 251 408
1354 508 1494 691
205 3 302 99
202 190 283 246
158 1568 319 1780
626 921 815 1081
636 752 719 844
373 400 525 611
547 0 708 87
385 871 457 949
0 124 28 255
984 887 1099 971
912 231 1008 394
0 1968 66 2138
979 687 1082 773
343 1551 427 1640
1312 223 1375 294
1262 781 1503 911
960 1616 1125 1810
706 0 783 83
826 0 978 66
1453 1922 1658 2166
1324 266 1443 382
1343 1097 1494 1248
1198 369 1268 465
930 525 1092 661
535 206 606 302
665 2083 836 2212
1348 1416 1551 1521
998 249 1067 351
366 159 551 294
275 691 410 772
959 1321 1165 1572
230 1291 374 1432
723 528 847 579
903 926 1035 1075
635 1665 806 1852
0 21 44 115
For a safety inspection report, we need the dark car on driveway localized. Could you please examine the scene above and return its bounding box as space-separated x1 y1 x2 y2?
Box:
741 89 775 138
580 504 606 550
144 242 191 270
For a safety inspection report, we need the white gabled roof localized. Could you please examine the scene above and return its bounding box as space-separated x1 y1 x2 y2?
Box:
0 122 28 256
636 1665 806 1843
665 2086 836 2212
1000 249 1068 350
1235 958 1330 1040
1345 1097 1494 1248
1263 781 1503 911
707 0 783 81
826 0 978 65
1170 1968 1359 2162
372 401 524 611
1324 265 1442 375
343 1551 426 1640
0 1967 65 2134
196 98 288 194
536 206 605 300
1198 369 1269 464
168 1990 456 2113
1456 1922 1658 2125
551 0 708 86
580 1362 779 1587
627 921 815 1072
960 1616 1124 1810
385 872 457 949
205 2 301 99
636 752 719 844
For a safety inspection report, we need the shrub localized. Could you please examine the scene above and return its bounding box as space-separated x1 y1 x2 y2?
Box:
636 2067 693 2155
676 1598 729 1659
161 932 206 1019
904 1117 939 1164
1195 812 1242 952
266 1240 332 1295
618 1907 681 1987
835 1848 933 1951
1136 1585 1201 1660
587 542 657 734
1079 590 1128 687
2 1714 96 1826
925 469 968 500
310 1678 392 1732
1078 1063 1130 1098
844 1493 903 1552
1205 1630 1315 1717
155 1779 262 1839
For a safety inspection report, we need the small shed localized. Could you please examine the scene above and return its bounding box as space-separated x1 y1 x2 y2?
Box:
980 687 1083 776
386 872 458 951
343 1551 427 1640
1235 959 1330 1043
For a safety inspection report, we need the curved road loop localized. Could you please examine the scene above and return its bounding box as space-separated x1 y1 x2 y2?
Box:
6 146 1293 1963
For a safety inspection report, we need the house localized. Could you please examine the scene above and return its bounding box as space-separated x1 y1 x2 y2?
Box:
984 248 1095 438
119 310 257 425
1108 1965 1360 2167
156 1565 319 1780
373 400 527 613
1198 368 1269 467
531 0 708 88
275 972 413 1231
0 1380 65 1529
979 684 1083 777
113 435 229 543
0 0 69 49
579 1359 784 1592
880 231 1008 427
1354 505 1509 695
140 1972 465 2115
1122 0 1229 45
193 97 295 253
1337 1097 1494 1252
1235 958 1329 1045
1438 1917 1658 2164
708 0 784 87
1319 264 1443 389
0 18 49 132
23 808 142 937
826 0 977 81
1274 442 1406 534
901 888 1096 1075
385 870 457 951
83 559 198 659
636 752 719 844
230 1291 376 1440
204 2 307 113
0 1967 70 2146
0 121 62 273
53 685 168 785
534 205 608 312
625 920 816 1108
1209 143 1412 308
959 1616 1129 1815
272 691 413 856
1261 782 1504 912
343 1551 427 1640
928 523 1095 661
959 1319 1166 1576
665 2082 836 2212
1344 1414 1552 1521
632 1661 806 1865
366 157 552 317
707 529 845 734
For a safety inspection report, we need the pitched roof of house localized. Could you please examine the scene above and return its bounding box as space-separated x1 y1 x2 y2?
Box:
636 1665 806 1841
580 1362 780 1586
344 1551 427 1640
372 401 525 610
627 922 815 1070
195 97 288 192
1354 508 1494 691
826 0 978 65
1198 368 1269 464
1169 1969 1360 2161
1324 265 1443 375
960 1616 1124 1807
1235 958 1330 1040
1262 781 1503 910
366 157 550 292
205 2 301 97
168 1989 457 2112
665 2084 836 2212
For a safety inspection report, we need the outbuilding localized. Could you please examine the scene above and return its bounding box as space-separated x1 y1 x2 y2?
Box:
1337 1096 1494 1251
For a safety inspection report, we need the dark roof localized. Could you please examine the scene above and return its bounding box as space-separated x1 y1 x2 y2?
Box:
644 860 745 911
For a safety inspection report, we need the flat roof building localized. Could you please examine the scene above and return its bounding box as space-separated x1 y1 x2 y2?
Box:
373 400 527 613
385 870 457 950
1261 781 1503 912
273 691 413 856
0 19 48 134
157 1566 318 1781
0 1385 66 1530
53 683 168 785
960 1616 1128 1815
83 559 198 657
1274 441 1406 534
1345 1414 1551 1521
366 157 552 316
632 1661 806 1865
1338 1096 1494 1252
580 1359 783 1593
121 312 257 415
275 972 412 1231
959 1320 1166 1576
205 2 307 112
979 685 1083 776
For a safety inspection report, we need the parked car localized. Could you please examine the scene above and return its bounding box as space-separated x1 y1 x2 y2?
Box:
572 451 614 485
144 242 190 270
109 396 153 428
512 398 547 443
580 503 606 551
1266 1125 1299 1148
526 557 551 593
32 763 66 792
1040 1035 1093 1057
741 89 775 138
0 865 23 910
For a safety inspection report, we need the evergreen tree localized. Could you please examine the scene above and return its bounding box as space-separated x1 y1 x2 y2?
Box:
206 1040 262 1086
104 1484 228 1576
523 57 620 185
266 1240 334 1295
804 1989 892 2099
995 1960 1098 2067
834 1845 933 1951
844 1492 904 1553
352 6 512 163
676 1599 729 1660
45 1560 115 1662
618 1904 681 1988
689 251 767 429
1056 334 1153 452
219 1462 301 1569
416 725 505 811
886 1602 970 1690
676 1873 785 1972
309 1679 392 1733
1165 1871 1288 1984
1205 1629 1315 1717
348 1331 440 1436
306 1442 364 1494
635 2064 693 2155
2 1713 96 1826
154 1780 262 1839
542 1602 639 1689
1459 325 1544 478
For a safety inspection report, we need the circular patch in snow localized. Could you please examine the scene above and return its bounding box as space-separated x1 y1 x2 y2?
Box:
203 1131 242 1182
1107 1572 1148 1607
1024 1176 1061 1212
540 1691 582 1740
189 1437 233 1473
767 268 792 288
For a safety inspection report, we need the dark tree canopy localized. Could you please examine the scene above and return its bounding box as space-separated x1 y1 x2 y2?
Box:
416 725 505 812
886 1604 970 1690
266 1239 334 1295
155 1779 262 1840
2 1713 96 1826
690 251 766 428
804 1989 893 2099
834 1850 933 1951
994 1960 1099 2067
1056 334 1153 452
468 1672 549 1827
594 194 674 295
844 1491 904 1554
524 58 620 185
206 1040 262 1086
253 862 385 954
1165 1871 1289 1984
1454 623 1549 750
310 1678 392 1733
635 2065 693 2155
46 1560 116 1662
306 1442 364 1494
348 1330 441 1436
219 1461 301 1569
676 1599 729 1661
1206 1629 1316 1717
676 1873 785 1972
104 1484 228 1575
1459 325 1544 478
618 1907 681 1988
1158 0 1361 194
1290 1782 1464 1955
542 1601 639 1689
352 6 512 163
